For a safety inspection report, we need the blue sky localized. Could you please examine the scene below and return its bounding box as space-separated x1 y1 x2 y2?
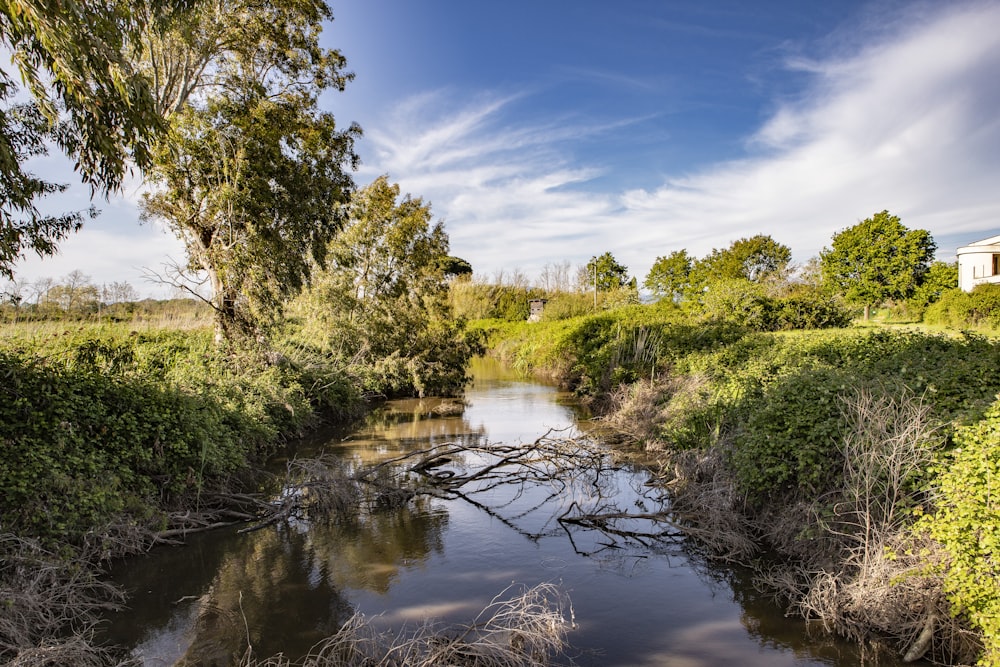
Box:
10 0 1000 294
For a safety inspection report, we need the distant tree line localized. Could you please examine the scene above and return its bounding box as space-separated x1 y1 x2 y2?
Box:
0 270 211 322
454 210 961 331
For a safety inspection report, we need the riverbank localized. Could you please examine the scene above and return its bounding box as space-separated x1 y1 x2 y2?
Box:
0 314 478 664
481 311 1000 666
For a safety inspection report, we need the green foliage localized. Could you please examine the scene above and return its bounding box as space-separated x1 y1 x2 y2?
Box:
140 0 359 340
0 325 340 542
143 88 359 339
644 250 692 302
701 279 774 329
925 284 1000 330
538 291 594 321
820 211 936 316
490 307 747 395
1 1 181 276
491 312 1000 504
772 284 852 330
289 177 480 397
584 252 631 292
921 399 1000 666
0 101 96 277
699 279 851 331
688 234 792 296
733 365 854 497
709 329 1000 499
449 280 543 322
912 260 958 306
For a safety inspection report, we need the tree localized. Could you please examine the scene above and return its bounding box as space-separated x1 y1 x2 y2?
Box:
293 176 476 396
438 256 473 280
691 234 792 289
140 1 359 341
583 252 630 292
644 250 692 302
0 101 97 277
142 91 358 339
537 260 573 293
46 270 98 311
102 281 139 304
136 0 349 117
0 1 190 275
820 211 936 320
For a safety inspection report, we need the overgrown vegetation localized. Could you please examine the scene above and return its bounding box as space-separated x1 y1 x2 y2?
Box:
0 325 346 543
485 306 1000 665
2 1 997 662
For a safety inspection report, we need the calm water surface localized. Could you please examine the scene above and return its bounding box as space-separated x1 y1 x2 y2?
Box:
103 358 915 666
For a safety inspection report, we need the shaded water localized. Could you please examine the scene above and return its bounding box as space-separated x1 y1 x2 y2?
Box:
103 358 913 666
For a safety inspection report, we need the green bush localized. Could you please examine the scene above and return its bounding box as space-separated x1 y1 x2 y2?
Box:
731 365 852 497
668 329 1000 501
0 347 268 540
0 325 353 542
773 286 852 330
921 398 1000 666
925 285 1000 329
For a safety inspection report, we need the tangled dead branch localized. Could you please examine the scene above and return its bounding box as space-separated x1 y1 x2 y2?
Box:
751 388 980 664
0 535 135 667
239 583 574 667
355 431 682 553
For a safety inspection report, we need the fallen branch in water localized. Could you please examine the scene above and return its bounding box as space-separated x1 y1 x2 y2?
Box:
236 430 681 558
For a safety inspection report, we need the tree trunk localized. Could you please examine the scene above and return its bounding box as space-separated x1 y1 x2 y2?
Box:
206 264 239 345
863 304 871 321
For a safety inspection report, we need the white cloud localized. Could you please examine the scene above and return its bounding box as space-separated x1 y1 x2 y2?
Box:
14 217 188 298
13 2 1000 294
361 2 1000 284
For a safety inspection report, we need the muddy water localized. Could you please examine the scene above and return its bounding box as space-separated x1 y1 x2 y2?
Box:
102 357 913 666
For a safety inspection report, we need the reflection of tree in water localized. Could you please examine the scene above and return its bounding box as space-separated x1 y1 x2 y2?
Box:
300 494 447 594
339 399 488 461
104 490 448 665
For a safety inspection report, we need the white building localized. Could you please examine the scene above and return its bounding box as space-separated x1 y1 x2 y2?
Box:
957 234 1000 291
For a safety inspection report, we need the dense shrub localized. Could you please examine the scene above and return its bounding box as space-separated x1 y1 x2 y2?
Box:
925 285 1000 329
699 280 851 331
0 348 262 540
732 365 852 498
0 325 357 542
921 399 1000 666
773 286 852 330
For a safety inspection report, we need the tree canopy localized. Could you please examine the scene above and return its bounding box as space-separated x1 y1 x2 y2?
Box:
292 176 476 396
142 88 358 339
644 249 692 302
584 252 630 292
820 211 935 319
692 234 792 288
0 0 189 276
140 0 359 340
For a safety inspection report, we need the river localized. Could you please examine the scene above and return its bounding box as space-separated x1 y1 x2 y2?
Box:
101 357 916 666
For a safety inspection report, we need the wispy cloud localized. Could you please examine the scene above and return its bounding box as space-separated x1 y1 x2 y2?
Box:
12 2 1000 295
363 2 1000 283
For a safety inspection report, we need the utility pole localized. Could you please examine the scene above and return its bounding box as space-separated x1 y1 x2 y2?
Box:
593 263 597 308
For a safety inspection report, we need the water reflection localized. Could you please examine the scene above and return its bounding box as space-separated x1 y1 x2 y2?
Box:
103 357 914 666
103 497 449 665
